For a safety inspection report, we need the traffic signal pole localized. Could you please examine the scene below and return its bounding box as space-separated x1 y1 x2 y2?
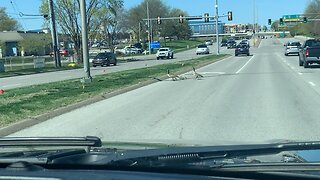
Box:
215 0 220 55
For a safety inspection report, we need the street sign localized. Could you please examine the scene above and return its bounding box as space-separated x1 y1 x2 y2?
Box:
150 41 160 49
33 58 45 68
283 14 301 22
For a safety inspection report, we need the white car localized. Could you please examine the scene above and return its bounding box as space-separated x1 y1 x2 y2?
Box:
196 44 209 55
156 48 174 60
205 40 213 45
118 46 142 55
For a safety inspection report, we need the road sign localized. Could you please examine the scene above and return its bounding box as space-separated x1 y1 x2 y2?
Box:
283 14 301 22
34 58 45 69
150 41 160 49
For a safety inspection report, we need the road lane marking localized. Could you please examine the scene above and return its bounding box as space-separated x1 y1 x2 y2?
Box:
298 72 303 75
309 81 316 87
236 55 255 74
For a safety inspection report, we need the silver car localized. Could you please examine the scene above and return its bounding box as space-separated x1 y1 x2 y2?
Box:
284 41 301 56
196 44 209 55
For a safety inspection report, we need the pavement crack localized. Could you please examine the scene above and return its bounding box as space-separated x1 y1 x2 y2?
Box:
179 127 184 139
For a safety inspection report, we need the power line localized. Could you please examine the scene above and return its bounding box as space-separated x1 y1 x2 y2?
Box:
9 0 27 30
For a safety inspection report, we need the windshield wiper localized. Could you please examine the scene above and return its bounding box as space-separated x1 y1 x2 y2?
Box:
0 136 102 147
103 141 320 166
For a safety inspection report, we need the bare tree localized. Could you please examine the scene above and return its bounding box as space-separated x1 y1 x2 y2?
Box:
40 0 123 63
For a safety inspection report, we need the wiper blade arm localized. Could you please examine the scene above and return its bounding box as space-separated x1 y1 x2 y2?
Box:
105 141 320 166
0 136 101 147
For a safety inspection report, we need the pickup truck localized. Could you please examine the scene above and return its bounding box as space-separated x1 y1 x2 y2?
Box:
299 39 320 68
156 48 174 60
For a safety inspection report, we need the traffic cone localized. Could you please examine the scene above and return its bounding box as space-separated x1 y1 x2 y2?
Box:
0 89 4 94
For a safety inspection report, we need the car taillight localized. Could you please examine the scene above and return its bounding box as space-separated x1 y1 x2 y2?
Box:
306 49 309 56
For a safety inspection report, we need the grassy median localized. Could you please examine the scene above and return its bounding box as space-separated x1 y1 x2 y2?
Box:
0 54 227 127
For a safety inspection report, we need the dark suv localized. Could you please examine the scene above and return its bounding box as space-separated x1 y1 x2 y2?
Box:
235 44 250 56
92 52 117 67
227 40 237 49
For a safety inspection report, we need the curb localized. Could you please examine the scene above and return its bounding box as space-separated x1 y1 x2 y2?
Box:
0 55 230 136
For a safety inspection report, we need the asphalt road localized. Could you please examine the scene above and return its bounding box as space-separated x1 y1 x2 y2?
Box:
0 44 234 90
10 37 320 146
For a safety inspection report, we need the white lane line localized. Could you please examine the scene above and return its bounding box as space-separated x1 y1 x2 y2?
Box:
298 72 303 75
236 55 255 74
309 81 316 87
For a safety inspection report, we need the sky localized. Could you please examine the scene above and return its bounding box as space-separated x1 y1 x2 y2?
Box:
0 0 311 30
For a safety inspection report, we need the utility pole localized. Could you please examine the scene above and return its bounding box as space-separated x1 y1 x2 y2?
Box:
253 0 256 46
215 0 220 55
138 22 141 43
147 2 151 55
48 0 61 67
80 0 92 80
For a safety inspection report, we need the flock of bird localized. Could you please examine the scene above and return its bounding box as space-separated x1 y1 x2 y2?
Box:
167 66 203 81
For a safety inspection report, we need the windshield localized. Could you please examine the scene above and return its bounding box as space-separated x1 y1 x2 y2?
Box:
2 0 320 170
198 44 207 48
305 39 320 47
287 42 301 46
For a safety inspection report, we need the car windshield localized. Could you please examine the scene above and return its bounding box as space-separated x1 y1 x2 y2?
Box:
3 0 320 173
288 42 301 46
305 40 320 47
198 44 207 48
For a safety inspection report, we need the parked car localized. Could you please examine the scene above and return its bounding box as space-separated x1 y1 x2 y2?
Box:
49 49 69 57
92 52 117 67
299 39 320 68
156 48 174 60
119 46 143 55
196 44 210 55
227 40 237 49
284 41 301 56
235 44 250 56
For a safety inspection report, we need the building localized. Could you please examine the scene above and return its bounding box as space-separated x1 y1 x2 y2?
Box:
188 20 225 35
0 30 52 57
224 24 249 34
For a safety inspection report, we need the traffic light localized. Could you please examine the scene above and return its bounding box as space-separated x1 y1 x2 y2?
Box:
157 16 161 25
227 11 233 21
279 18 283 25
268 19 271 25
204 13 209 22
179 15 184 23
303 17 308 23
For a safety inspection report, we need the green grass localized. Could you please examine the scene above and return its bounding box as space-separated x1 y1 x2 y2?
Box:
0 54 227 127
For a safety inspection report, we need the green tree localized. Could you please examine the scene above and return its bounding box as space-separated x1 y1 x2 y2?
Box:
40 0 123 63
127 0 169 42
303 0 320 36
127 0 192 42
0 7 20 31
18 34 51 55
96 0 128 52
160 8 192 40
